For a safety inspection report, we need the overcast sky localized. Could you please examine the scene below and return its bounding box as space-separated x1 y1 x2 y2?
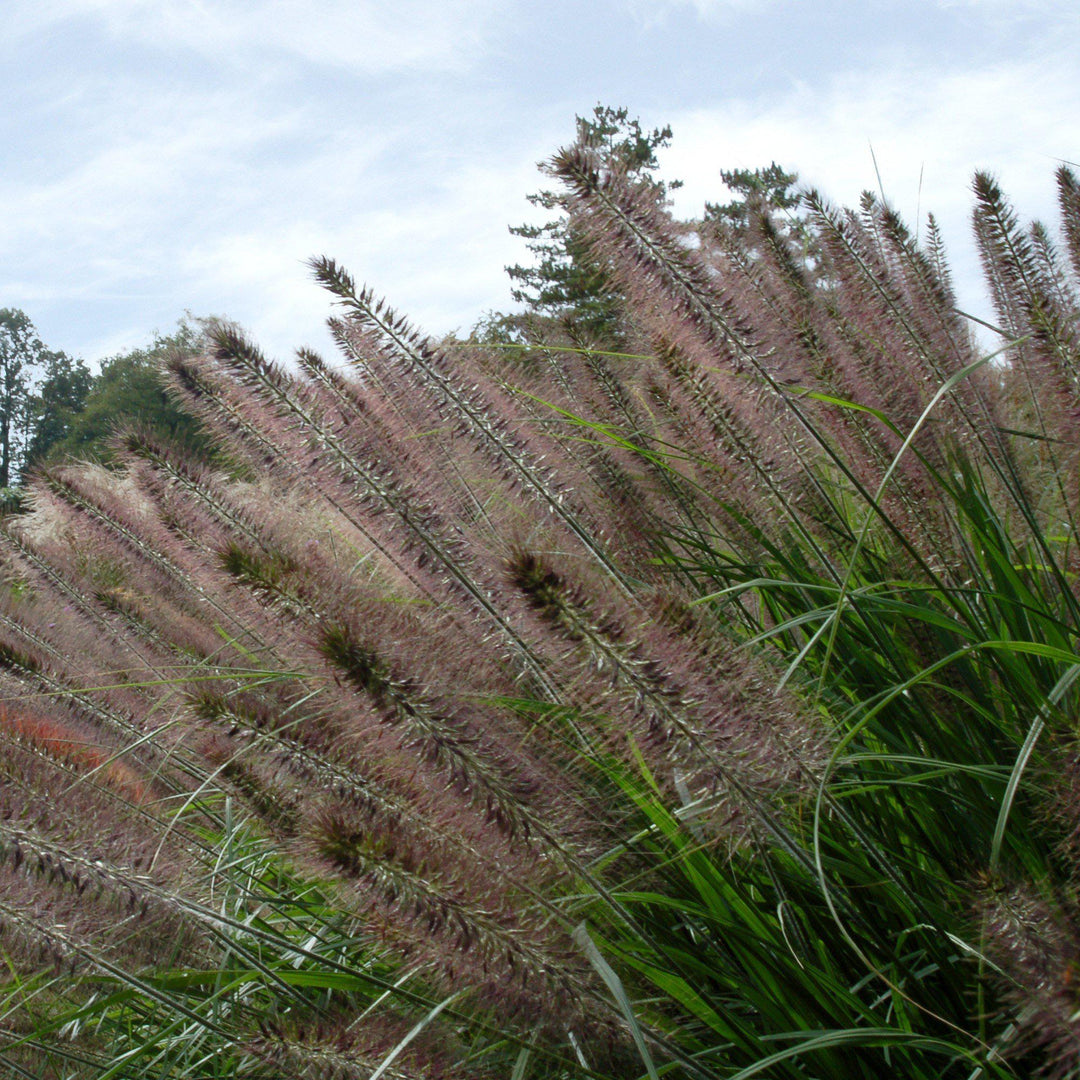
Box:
2 0 1077 366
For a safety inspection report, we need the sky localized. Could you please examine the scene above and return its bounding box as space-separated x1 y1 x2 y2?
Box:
2 0 1078 366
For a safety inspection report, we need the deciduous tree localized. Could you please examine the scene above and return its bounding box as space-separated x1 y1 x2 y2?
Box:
41 320 214 467
23 351 92 476
0 309 68 487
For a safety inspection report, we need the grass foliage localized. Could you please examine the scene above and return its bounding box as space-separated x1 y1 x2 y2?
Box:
3 151 1080 1078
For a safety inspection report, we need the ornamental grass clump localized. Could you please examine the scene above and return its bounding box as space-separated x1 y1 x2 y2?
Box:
3 149 1080 1078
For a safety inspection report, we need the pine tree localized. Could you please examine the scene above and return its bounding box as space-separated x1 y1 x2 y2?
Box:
504 105 680 339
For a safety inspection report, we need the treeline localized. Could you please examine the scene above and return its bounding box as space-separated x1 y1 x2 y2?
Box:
0 314 214 502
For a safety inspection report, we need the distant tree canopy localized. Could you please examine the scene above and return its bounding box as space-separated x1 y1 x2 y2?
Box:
0 313 218 486
32 321 215 471
23 351 93 477
704 162 802 232
0 309 79 489
701 161 822 276
497 107 804 344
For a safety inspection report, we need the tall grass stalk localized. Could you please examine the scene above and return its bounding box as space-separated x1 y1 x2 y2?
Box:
4 158 1080 1078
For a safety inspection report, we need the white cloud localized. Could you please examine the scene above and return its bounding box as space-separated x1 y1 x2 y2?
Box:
165 144 555 359
625 0 774 25
0 88 553 359
6 0 1078 368
663 44 1079 328
7 0 506 73
0 86 301 260
629 0 1077 28
936 0 1073 9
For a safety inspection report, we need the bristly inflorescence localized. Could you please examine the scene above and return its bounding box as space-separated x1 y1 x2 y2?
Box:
7 148 1080 1077
0 235 834 1052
